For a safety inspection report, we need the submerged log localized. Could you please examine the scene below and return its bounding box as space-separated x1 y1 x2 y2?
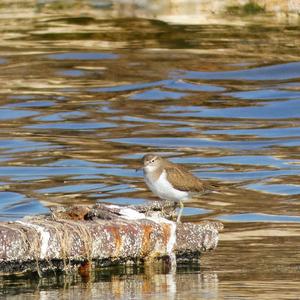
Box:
0 202 223 275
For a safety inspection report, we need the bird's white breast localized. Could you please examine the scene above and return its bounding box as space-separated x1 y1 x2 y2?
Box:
144 169 189 202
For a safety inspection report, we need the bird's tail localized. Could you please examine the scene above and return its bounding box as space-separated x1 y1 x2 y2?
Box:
204 179 248 196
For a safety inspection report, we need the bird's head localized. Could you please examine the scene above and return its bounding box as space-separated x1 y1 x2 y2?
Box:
141 154 162 172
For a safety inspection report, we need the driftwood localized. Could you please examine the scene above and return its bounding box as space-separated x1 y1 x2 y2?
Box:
0 201 223 276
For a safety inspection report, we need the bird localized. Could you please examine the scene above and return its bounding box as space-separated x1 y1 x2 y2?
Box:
140 154 214 222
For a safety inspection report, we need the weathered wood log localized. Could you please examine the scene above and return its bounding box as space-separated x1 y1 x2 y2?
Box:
0 202 223 275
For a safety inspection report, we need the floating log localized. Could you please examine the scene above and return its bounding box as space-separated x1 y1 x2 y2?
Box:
0 202 223 276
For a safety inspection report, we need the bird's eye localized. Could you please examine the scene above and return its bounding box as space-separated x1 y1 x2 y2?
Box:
151 159 154 163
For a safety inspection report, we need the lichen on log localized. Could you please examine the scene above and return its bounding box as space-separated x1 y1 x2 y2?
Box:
0 202 223 275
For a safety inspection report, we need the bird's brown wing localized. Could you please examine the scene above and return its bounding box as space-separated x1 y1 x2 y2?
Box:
165 164 206 193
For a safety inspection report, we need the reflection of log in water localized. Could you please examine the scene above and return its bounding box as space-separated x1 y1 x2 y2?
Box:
0 202 223 276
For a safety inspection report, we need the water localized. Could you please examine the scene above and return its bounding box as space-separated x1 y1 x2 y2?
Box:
0 1 300 299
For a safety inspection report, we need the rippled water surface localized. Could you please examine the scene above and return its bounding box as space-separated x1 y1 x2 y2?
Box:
0 1 300 299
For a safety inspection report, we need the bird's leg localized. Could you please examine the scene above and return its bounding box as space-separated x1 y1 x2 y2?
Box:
176 201 184 223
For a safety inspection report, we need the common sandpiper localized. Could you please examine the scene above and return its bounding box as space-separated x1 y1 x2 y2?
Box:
140 154 213 222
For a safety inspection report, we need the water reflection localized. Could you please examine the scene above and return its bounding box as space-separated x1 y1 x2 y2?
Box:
0 0 300 298
48 52 119 60
1 265 219 300
184 62 300 81
2 258 300 299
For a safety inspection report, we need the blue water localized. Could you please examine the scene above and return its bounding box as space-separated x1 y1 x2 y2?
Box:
0 57 299 224
0 3 300 299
